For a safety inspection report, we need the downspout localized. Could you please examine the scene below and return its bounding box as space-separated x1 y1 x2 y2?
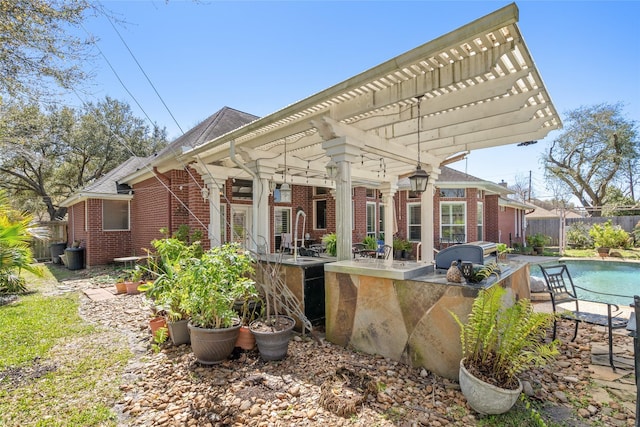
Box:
229 141 258 250
154 167 172 232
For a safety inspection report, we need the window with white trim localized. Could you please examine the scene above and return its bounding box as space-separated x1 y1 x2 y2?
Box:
220 204 227 243
379 204 385 237
407 203 421 241
103 199 129 231
440 202 466 242
274 207 291 250
366 202 376 237
314 199 327 230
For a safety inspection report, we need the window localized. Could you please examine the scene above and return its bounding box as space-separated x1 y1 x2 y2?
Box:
314 187 329 195
103 199 129 231
439 188 465 198
477 202 484 241
274 207 291 250
379 204 385 236
440 202 466 242
407 203 421 241
366 188 376 198
366 203 376 237
314 199 327 230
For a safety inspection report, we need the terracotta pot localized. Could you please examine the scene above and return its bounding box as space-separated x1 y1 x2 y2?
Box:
114 282 127 294
235 325 256 350
458 358 522 415
149 316 169 340
125 281 141 295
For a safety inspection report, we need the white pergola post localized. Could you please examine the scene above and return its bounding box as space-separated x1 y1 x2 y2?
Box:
420 167 439 265
245 160 276 254
322 137 360 261
379 181 398 265
202 175 224 246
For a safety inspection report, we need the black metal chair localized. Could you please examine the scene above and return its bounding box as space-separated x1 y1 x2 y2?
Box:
352 243 366 258
376 244 393 259
539 264 628 371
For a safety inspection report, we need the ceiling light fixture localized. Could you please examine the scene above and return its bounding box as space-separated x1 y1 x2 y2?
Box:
280 137 292 203
408 96 430 193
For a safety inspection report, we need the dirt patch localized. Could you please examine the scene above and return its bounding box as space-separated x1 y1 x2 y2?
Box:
0 359 58 390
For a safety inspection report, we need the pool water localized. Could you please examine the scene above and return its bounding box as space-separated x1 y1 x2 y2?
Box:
533 260 639 307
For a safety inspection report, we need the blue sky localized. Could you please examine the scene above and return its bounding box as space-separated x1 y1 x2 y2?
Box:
81 1 640 201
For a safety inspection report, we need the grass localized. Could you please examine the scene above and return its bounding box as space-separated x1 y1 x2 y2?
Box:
0 267 133 426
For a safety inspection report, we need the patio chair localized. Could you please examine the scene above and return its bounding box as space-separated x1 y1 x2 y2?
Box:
376 244 393 259
352 243 366 258
280 233 292 253
539 264 628 371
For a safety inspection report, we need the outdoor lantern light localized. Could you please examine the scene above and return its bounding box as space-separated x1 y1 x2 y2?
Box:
325 158 338 179
280 138 292 203
200 186 209 201
408 96 430 193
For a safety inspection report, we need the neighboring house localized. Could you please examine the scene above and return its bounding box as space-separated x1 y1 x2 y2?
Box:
61 4 561 266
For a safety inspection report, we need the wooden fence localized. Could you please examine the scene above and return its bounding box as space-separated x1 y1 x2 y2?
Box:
30 221 68 261
526 216 640 246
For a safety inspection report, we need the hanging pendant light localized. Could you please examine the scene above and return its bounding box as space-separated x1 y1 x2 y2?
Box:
408 97 430 193
280 137 292 203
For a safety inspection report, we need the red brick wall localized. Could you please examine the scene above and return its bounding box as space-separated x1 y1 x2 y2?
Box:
131 175 170 256
66 201 87 254
484 195 500 243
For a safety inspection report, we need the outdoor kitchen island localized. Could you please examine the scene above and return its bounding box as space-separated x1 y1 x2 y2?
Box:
323 258 531 380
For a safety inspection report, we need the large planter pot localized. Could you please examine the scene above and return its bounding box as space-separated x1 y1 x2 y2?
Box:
458 358 522 415
188 321 241 364
596 247 610 257
168 319 190 346
114 281 127 294
250 316 295 361
235 325 256 350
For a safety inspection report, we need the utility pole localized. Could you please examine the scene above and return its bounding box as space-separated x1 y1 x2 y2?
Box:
528 170 532 202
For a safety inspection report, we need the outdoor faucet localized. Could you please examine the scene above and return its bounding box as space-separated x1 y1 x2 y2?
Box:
293 208 307 262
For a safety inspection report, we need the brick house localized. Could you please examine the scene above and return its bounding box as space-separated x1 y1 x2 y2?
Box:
60 4 559 266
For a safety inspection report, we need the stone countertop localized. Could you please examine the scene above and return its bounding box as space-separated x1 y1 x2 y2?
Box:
256 253 335 267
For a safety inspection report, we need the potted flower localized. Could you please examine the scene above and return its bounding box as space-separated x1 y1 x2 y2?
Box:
180 242 256 364
495 243 512 262
124 265 144 295
450 286 558 415
322 233 337 257
234 284 263 351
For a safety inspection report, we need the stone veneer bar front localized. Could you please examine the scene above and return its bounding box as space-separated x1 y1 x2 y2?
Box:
323 259 531 379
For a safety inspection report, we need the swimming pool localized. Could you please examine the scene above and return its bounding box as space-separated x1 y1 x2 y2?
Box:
532 259 640 307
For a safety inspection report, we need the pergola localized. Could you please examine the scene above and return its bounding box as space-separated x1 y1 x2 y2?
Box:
182 3 561 263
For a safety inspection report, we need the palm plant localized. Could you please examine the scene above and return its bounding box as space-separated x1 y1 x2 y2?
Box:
451 286 558 389
0 191 45 293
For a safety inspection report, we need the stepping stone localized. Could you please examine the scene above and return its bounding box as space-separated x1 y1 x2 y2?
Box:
83 288 116 301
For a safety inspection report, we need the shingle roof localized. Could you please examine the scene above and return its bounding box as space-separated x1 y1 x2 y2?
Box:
436 167 485 184
83 156 151 195
155 107 259 159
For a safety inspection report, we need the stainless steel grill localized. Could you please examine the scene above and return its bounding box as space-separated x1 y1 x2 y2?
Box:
435 241 497 270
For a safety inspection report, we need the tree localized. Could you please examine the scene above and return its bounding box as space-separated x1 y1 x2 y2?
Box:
508 173 533 202
0 97 167 220
0 0 99 101
543 103 638 217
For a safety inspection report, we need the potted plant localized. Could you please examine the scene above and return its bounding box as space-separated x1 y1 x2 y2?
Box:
393 238 412 260
322 233 337 257
495 243 512 262
249 257 296 361
139 236 201 346
526 233 551 255
234 280 263 351
124 265 144 295
450 286 558 415
589 220 630 256
181 242 256 364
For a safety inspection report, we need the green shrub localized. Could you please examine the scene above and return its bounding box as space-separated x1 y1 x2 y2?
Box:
589 220 630 249
526 233 551 248
566 221 592 248
633 221 640 247
362 235 378 250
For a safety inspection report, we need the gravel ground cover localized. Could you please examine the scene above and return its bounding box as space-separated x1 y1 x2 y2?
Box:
28 265 640 426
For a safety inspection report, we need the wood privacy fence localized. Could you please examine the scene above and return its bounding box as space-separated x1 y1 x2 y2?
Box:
526 216 640 246
30 221 68 261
